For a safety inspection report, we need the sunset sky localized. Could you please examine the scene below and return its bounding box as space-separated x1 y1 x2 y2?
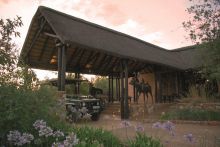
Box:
0 0 194 80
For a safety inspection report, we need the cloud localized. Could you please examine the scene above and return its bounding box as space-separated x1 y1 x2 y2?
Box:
142 32 163 42
0 0 13 4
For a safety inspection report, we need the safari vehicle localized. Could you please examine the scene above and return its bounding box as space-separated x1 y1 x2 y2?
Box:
65 95 102 122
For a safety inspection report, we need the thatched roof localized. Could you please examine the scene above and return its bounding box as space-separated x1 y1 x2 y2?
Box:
20 6 202 76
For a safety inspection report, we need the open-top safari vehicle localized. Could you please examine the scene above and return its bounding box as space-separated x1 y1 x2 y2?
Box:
45 77 105 122
65 95 103 122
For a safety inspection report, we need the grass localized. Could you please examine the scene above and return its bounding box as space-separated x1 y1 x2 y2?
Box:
73 126 122 147
127 133 163 147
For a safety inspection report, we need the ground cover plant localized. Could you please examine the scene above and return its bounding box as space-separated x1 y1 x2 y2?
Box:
161 108 220 121
127 133 162 147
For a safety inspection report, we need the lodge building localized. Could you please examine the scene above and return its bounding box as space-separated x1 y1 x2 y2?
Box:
20 6 208 119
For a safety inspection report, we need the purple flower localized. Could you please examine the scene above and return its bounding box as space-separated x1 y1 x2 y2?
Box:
33 120 54 137
162 121 175 132
7 130 21 144
135 124 144 132
7 130 34 146
19 133 34 144
152 122 162 129
52 142 65 147
184 133 194 143
120 120 131 128
63 132 79 146
33 120 46 130
53 130 64 138
39 126 53 137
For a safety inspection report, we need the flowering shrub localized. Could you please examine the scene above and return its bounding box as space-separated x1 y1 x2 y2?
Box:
5 120 123 147
7 130 34 146
5 120 79 147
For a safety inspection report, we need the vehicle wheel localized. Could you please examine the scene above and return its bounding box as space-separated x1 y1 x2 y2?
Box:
91 113 99 121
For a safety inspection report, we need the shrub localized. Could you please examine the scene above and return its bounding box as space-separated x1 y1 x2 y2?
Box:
127 133 162 147
0 85 71 145
73 126 122 147
161 108 220 121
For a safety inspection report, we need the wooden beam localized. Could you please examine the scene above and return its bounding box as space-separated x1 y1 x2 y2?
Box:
100 56 113 71
87 53 100 70
48 47 56 63
90 53 100 66
108 58 119 72
93 54 106 69
67 48 79 66
82 51 96 68
73 50 85 68
25 20 47 58
38 36 49 61
44 32 59 39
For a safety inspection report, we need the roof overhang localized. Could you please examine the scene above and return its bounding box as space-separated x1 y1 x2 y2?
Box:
20 6 202 76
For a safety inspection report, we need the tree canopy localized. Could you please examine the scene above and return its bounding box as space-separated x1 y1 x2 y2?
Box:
183 0 220 80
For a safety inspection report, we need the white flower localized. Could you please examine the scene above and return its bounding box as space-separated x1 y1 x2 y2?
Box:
7 130 34 146
39 126 53 137
53 130 64 138
63 132 79 146
33 120 46 130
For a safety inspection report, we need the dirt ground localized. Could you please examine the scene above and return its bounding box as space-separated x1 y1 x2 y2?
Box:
75 114 220 147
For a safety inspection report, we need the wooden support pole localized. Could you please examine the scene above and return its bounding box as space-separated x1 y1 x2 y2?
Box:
124 60 129 119
116 77 118 101
158 73 162 103
155 72 158 103
175 72 179 95
133 74 136 102
118 76 121 101
77 73 80 94
61 45 66 91
108 75 111 103
74 72 77 94
111 75 114 103
57 45 62 91
120 71 124 119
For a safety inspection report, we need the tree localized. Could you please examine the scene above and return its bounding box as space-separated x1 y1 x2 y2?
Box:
0 16 37 89
0 17 71 145
183 0 220 92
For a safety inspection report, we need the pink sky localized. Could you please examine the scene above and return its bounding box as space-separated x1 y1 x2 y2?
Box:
0 0 194 80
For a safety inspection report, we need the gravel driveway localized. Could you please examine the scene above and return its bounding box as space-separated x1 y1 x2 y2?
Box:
76 114 220 147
